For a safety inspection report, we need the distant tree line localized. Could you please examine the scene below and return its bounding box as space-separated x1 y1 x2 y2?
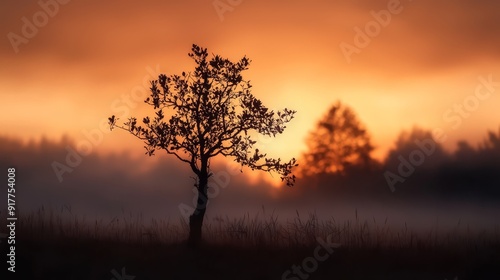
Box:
299 101 500 200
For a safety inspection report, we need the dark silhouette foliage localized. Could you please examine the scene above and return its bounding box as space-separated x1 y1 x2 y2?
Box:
436 127 500 197
382 126 500 198
109 44 297 246
383 127 449 173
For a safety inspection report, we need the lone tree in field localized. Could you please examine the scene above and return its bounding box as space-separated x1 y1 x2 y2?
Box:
301 100 373 176
109 44 297 246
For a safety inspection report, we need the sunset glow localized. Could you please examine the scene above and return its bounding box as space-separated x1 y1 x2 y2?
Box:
2 1 499 168
2 1 500 278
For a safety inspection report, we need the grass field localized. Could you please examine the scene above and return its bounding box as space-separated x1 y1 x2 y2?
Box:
4 206 500 279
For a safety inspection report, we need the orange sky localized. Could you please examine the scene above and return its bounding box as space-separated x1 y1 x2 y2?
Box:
2 0 500 164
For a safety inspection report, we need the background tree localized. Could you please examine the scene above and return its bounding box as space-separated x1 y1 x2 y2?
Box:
301 101 374 176
382 127 449 194
437 127 500 197
108 44 297 246
383 127 448 172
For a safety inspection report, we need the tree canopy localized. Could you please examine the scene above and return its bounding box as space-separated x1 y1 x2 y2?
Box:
301 101 373 176
109 44 298 245
109 45 297 186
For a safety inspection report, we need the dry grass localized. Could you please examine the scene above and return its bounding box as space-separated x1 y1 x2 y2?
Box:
8 205 499 251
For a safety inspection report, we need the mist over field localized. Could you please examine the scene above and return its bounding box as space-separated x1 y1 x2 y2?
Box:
2 0 500 278
2 135 498 236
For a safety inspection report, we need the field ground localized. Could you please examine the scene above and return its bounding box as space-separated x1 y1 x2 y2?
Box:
3 208 500 279
12 237 500 279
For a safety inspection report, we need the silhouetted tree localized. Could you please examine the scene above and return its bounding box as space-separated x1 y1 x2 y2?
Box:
440 127 500 197
383 127 449 193
108 45 297 247
301 101 374 176
455 140 476 160
384 127 448 172
381 126 500 198
478 127 500 155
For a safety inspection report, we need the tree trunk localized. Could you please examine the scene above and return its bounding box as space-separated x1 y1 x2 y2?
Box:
188 172 208 248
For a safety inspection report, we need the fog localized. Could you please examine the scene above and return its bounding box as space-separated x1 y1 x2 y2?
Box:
1 136 498 235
